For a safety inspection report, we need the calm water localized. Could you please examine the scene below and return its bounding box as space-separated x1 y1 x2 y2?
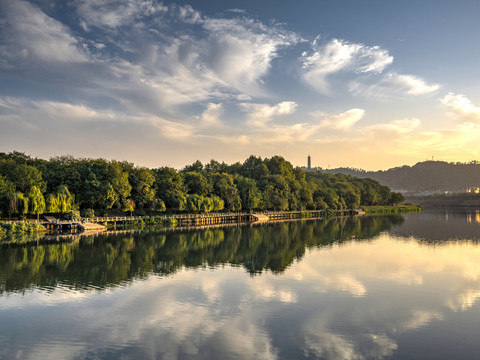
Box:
2 208 480 359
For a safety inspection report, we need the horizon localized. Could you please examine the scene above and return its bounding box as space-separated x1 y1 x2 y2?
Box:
3 149 478 173
1 1 480 170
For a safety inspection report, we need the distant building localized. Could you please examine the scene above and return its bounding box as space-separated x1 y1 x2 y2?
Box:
307 155 311 170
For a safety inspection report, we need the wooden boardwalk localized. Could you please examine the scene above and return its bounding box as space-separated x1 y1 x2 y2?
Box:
40 209 359 231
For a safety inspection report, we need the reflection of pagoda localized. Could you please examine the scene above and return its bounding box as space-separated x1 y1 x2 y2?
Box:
308 155 311 170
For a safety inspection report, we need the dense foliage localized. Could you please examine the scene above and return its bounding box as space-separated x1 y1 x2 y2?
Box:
0 151 403 218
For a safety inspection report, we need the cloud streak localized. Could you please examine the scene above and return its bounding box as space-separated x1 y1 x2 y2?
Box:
301 38 393 93
441 92 480 124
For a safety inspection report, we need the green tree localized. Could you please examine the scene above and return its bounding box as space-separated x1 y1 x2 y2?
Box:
15 192 29 217
0 174 14 194
261 175 290 210
264 156 294 178
153 198 166 212
4 191 16 219
388 192 404 205
46 193 59 213
153 167 187 212
186 194 201 213
28 186 46 221
182 160 204 173
241 155 269 180
236 177 261 211
55 185 75 213
122 199 135 216
184 171 212 196
204 160 228 173
212 173 241 211
211 195 224 212
10 164 45 193
101 183 118 209
129 167 156 208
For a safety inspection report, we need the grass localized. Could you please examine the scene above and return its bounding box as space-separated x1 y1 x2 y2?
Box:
362 205 422 214
0 221 46 234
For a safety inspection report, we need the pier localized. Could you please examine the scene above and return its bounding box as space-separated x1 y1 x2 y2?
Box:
41 209 360 231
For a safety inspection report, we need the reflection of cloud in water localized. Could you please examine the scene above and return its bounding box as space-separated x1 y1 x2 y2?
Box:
3 233 480 359
398 309 443 332
286 234 480 305
304 330 356 360
447 289 480 312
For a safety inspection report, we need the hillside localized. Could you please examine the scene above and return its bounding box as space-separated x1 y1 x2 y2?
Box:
321 161 480 194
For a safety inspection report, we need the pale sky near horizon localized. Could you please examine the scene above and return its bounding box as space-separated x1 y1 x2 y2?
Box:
1 0 480 170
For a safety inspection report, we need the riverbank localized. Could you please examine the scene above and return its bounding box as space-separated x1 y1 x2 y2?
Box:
1 206 420 238
362 205 422 214
0 221 46 234
405 195 480 207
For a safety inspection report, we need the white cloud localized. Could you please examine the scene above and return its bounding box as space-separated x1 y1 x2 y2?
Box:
391 74 440 95
242 101 297 127
366 118 421 134
301 38 393 93
1 1 300 120
0 0 87 65
316 108 365 130
199 103 223 127
441 92 480 124
75 0 168 29
201 18 299 95
176 4 203 24
349 73 440 100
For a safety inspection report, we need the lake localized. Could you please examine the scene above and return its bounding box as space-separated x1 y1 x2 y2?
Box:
2 208 480 359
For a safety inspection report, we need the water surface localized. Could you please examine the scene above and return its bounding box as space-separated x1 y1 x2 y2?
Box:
2 209 480 359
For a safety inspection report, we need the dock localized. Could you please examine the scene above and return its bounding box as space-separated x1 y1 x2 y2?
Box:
41 209 359 232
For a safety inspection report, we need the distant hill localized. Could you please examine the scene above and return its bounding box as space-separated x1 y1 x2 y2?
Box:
319 161 480 194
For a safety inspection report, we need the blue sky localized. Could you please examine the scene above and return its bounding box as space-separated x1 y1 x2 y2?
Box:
1 0 480 170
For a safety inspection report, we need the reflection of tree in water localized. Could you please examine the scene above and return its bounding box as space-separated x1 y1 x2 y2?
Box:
0 216 403 293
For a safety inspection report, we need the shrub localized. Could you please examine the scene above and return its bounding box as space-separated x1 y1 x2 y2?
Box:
82 208 95 218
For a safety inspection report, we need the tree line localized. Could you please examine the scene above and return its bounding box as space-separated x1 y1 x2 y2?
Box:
0 151 403 219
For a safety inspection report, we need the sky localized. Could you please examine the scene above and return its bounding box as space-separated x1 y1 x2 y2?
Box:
1 0 480 170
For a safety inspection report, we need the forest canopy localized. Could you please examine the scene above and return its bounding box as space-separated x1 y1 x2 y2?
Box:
0 152 403 218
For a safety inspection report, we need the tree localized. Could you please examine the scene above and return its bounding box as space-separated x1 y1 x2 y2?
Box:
204 160 228 173
55 185 75 213
184 171 212 196
109 163 132 208
129 167 156 208
153 167 187 212
211 195 224 212
101 183 118 209
236 177 261 211
212 173 241 211
388 192 404 205
261 175 290 210
28 186 46 221
4 191 16 219
186 194 201 213
0 175 15 219
15 192 28 218
10 164 45 193
122 199 135 216
262 184 289 211
241 155 269 180
182 160 203 173
0 174 14 194
264 156 294 178
334 182 361 209
46 193 59 213
153 198 166 212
